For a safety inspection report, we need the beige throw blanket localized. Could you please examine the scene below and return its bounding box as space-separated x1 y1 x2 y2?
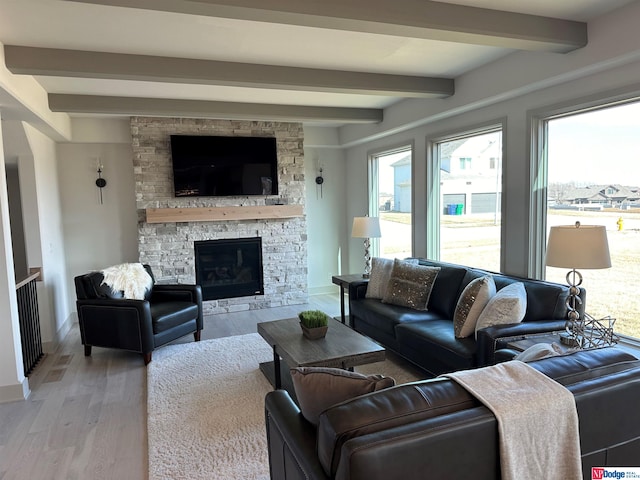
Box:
444 361 582 480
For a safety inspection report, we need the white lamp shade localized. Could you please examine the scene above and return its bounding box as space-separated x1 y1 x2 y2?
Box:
545 224 611 269
352 216 382 238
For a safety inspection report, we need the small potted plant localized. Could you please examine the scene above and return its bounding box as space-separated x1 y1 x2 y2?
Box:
298 310 329 339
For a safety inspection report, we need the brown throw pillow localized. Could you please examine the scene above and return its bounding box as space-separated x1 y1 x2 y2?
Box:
381 259 440 310
290 366 395 425
453 276 496 338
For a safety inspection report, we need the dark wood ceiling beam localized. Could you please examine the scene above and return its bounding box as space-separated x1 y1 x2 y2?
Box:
64 0 588 52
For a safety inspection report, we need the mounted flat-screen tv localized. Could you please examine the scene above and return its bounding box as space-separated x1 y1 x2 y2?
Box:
170 135 278 197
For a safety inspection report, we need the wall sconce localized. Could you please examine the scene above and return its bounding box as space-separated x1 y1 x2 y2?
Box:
95 160 107 204
315 167 324 198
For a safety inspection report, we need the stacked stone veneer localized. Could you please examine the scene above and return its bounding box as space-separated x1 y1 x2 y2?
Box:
130 117 308 315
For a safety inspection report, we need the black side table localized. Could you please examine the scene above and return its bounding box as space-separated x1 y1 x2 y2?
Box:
331 274 368 324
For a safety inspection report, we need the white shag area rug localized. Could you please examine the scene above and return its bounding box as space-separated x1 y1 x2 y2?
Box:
147 332 424 480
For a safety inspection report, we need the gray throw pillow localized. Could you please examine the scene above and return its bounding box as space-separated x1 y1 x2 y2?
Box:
290 366 395 425
381 259 440 310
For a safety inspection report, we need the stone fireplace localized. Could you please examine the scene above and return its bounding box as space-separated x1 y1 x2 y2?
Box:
130 117 308 315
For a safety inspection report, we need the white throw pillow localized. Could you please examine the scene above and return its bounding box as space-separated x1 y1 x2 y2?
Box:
366 257 418 300
515 343 563 362
453 276 496 338
366 257 395 299
475 282 527 339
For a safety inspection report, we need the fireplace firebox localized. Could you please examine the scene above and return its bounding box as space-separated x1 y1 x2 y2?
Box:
194 237 264 301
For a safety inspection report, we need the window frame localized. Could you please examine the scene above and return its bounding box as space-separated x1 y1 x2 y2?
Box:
528 90 640 279
426 120 506 266
367 142 415 258
528 90 640 345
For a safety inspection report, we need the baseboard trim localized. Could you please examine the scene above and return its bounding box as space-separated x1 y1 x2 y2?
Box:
57 314 74 345
43 314 75 354
309 285 339 296
0 377 30 404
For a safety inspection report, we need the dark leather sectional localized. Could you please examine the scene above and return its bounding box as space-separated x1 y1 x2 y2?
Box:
265 348 640 480
349 258 586 375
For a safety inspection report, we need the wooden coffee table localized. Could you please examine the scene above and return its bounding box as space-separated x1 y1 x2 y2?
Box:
257 317 385 389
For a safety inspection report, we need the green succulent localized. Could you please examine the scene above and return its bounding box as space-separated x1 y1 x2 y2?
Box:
298 310 329 328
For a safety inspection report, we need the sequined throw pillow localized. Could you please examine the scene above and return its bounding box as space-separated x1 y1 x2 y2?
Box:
453 275 496 338
366 257 418 299
381 259 440 310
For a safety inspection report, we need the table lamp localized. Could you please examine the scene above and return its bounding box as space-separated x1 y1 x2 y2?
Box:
545 221 612 347
351 216 382 278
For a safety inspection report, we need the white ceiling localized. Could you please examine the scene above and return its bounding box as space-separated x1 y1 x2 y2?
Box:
0 0 637 125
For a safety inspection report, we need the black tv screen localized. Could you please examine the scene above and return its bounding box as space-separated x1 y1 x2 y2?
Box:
170 135 278 197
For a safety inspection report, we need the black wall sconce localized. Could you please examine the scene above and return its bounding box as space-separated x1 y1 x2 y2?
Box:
315 167 324 198
95 160 107 204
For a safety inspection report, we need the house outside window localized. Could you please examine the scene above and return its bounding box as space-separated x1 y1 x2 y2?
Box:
369 147 413 259
435 129 502 271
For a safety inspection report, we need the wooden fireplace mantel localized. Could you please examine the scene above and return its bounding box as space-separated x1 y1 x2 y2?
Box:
145 205 304 224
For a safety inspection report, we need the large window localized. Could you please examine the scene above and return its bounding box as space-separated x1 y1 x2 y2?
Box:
434 129 502 271
543 101 640 338
369 147 412 259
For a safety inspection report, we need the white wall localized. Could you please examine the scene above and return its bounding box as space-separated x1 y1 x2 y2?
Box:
0 113 29 402
303 144 347 293
57 142 138 312
21 124 72 349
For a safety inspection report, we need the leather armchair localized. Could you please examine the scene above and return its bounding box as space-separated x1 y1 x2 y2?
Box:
74 264 203 364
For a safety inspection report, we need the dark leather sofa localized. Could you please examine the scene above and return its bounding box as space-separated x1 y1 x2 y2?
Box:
349 258 585 375
265 348 640 480
74 264 203 364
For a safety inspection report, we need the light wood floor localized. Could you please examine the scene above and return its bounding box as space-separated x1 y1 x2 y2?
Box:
0 293 342 480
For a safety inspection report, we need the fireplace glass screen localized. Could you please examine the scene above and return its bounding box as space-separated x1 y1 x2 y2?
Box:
194 237 264 301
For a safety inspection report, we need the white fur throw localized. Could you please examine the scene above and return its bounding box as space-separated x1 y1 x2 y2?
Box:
101 263 153 300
